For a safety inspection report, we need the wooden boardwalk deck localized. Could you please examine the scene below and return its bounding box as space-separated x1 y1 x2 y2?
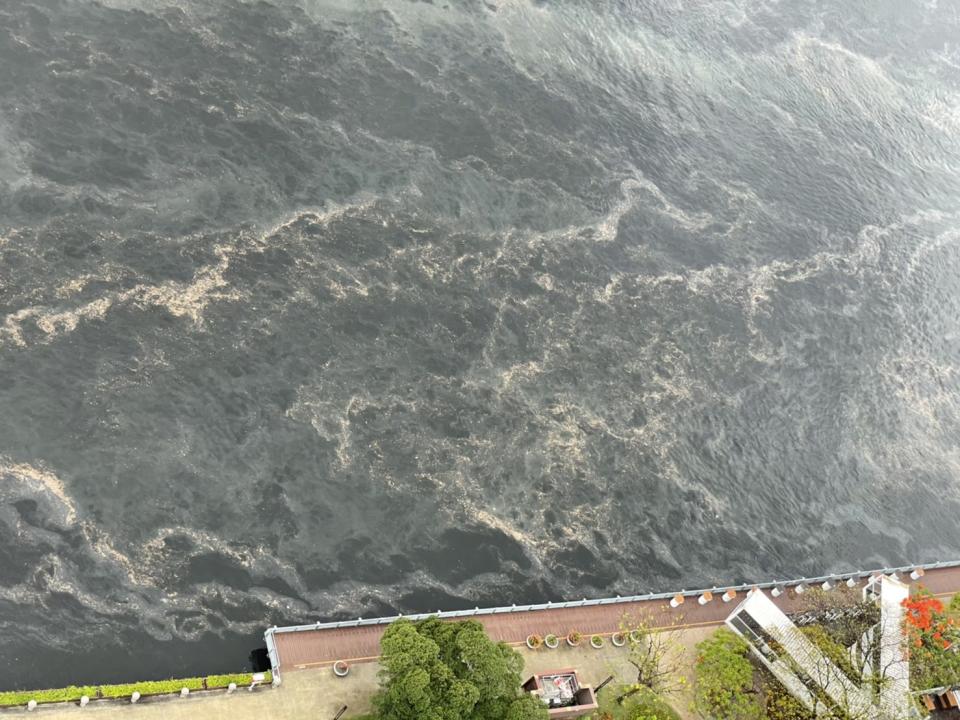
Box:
272 564 960 672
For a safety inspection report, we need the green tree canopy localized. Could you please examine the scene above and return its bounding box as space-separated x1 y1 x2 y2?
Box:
693 628 763 720
626 687 682 720
373 618 547 720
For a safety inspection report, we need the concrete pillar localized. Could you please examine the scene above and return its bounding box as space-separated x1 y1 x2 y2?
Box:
670 593 685 608
722 589 737 603
698 591 713 605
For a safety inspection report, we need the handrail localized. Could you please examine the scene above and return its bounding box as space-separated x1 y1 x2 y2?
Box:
262 558 960 677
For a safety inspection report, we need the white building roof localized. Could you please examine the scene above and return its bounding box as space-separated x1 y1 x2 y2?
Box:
725 577 911 719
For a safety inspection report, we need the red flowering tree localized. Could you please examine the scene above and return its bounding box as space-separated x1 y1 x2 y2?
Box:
903 587 960 689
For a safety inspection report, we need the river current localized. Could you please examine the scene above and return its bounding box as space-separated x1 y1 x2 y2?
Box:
2 0 960 689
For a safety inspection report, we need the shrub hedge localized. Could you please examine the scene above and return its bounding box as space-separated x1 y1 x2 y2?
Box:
0 671 272 707
0 686 98 707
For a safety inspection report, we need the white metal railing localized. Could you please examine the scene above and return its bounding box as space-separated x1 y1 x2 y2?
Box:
262 558 960 679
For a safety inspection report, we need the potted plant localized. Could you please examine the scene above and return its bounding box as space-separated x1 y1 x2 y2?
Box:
566 630 582 647
629 628 644 644
589 634 604 649
333 660 350 677
526 634 543 650
544 634 560 649
610 631 626 647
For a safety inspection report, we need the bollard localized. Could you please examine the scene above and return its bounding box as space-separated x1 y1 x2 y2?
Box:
910 568 925 581
821 580 833 591
794 583 806 594
272 676 282 688
722 589 737 603
181 688 189 697
227 683 237 694
131 692 141 704
698 591 713 606
771 586 783 597
670 593 684 608
80 695 89 707
846 577 858 588
27 700 37 711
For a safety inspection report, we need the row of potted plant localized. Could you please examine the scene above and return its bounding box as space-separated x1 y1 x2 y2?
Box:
525 630 633 650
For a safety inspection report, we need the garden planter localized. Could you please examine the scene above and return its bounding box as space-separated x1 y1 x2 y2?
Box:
566 631 582 647
589 635 604 649
526 634 543 650
333 661 350 678
610 632 626 647
544 634 560 649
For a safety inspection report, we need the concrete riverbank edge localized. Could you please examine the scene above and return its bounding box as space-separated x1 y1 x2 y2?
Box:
0 672 272 712
7 560 960 715
266 559 960 678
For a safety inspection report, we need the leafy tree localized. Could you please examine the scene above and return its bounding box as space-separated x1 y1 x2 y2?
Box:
596 685 680 720
503 694 552 720
799 625 860 684
693 629 763 720
373 618 547 720
624 687 681 720
904 587 960 689
618 613 687 699
791 587 878 649
759 668 816 720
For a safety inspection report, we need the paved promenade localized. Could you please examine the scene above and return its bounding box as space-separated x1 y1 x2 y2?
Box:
0 667 377 720
272 564 960 672
10 563 960 720
9 633 711 720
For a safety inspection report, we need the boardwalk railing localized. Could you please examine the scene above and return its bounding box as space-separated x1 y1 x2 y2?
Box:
263 559 960 680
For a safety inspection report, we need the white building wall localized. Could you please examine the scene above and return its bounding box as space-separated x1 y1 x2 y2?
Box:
877 575 911 718
726 590 874 718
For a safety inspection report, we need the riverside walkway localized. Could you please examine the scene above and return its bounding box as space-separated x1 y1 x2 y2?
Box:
267 561 960 676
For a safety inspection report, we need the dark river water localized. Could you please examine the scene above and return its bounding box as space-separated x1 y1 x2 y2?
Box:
2 0 960 691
